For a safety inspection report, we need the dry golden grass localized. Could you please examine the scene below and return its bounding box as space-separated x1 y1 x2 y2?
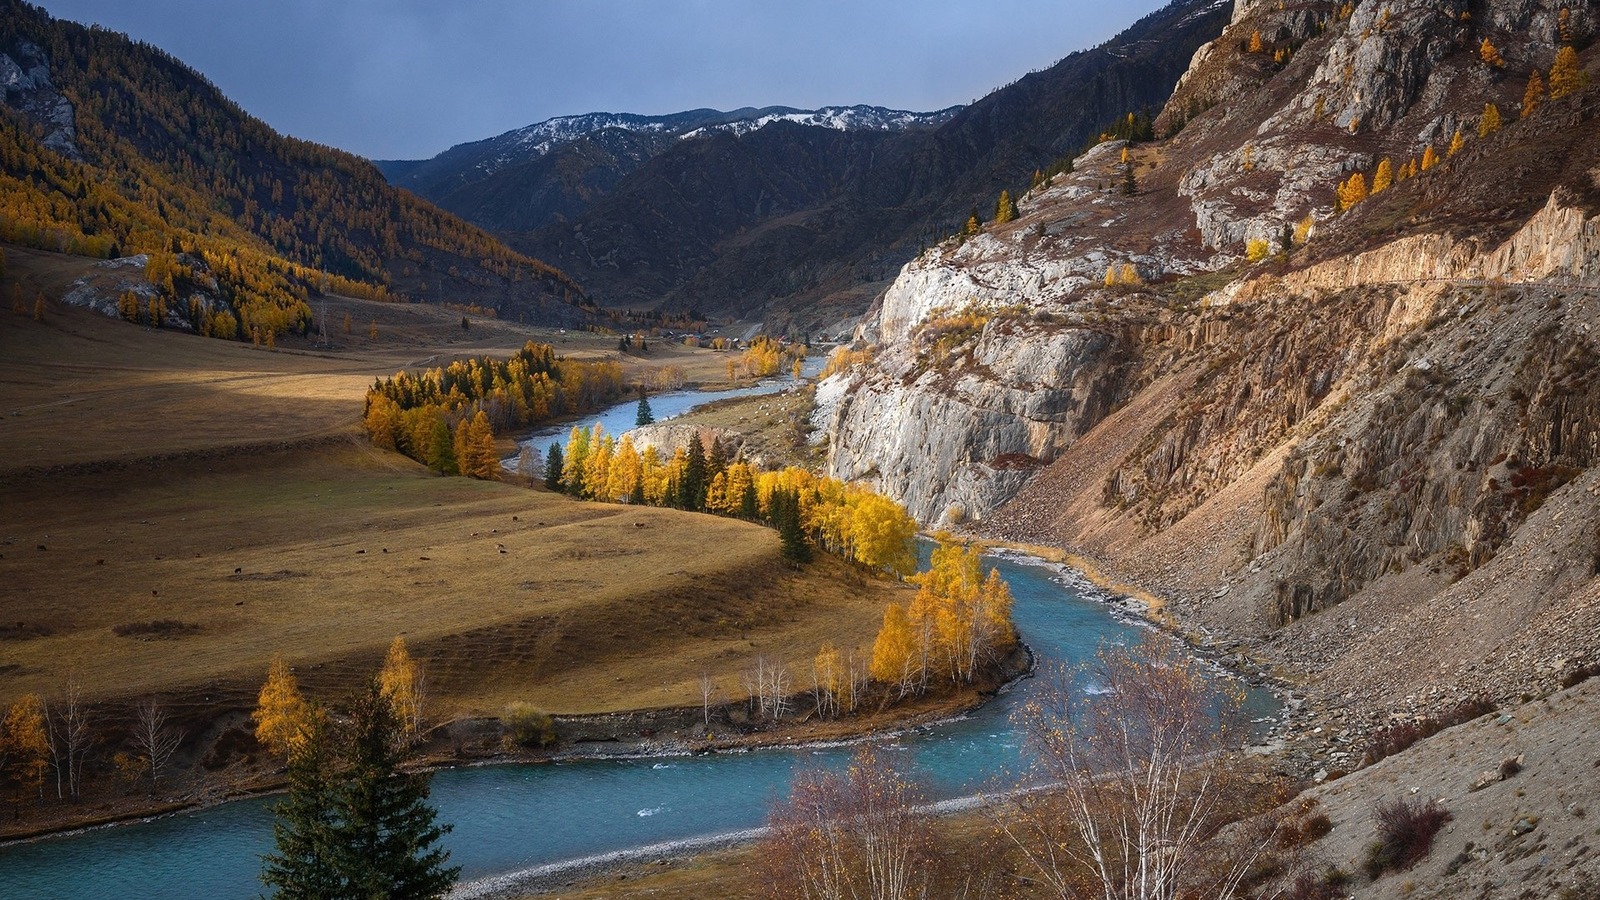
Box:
0 247 906 722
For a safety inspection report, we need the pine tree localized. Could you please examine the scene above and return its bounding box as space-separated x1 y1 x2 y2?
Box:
1478 102 1502 137
635 392 654 427
1120 160 1136 196
425 419 457 476
543 442 564 491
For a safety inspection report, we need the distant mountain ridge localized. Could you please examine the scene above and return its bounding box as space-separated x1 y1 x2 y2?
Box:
380 0 1235 330
375 105 961 239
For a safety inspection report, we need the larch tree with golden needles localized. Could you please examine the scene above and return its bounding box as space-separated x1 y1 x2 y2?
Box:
1523 68 1545 117
1336 171 1368 211
1550 45 1583 98
1478 102 1502 137
2 694 50 812
379 636 426 743
994 189 1016 224
1371 158 1394 194
1479 36 1505 68
1421 143 1440 171
453 410 499 480
254 655 316 759
1248 30 1264 53
1448 127 1467 156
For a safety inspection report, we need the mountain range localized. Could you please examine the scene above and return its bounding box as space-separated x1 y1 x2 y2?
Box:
380 0 1236 331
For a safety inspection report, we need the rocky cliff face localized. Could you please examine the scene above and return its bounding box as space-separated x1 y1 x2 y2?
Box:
823 0 1600 731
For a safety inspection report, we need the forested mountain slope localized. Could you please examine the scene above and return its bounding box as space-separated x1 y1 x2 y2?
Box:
0 0 588 336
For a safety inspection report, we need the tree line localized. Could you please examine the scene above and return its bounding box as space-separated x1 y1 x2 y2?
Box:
546 423 919 575
362 341 627 477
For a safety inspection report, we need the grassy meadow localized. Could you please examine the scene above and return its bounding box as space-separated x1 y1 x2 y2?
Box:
0 246 901 728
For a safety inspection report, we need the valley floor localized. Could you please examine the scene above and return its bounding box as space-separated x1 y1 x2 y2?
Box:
0 253 916 840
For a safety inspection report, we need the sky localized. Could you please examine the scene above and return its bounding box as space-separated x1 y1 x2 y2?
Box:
36 0 1169 161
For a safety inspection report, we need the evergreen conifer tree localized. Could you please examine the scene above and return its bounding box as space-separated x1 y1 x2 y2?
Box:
328 683 459 900
262 685 457 898
261 714 343 898
680 435 707 510
543 443 564 491
425 419 456 476
773 490 812 564
636 393 654 427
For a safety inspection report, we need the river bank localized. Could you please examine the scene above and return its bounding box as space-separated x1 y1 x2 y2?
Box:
0 643 1030 848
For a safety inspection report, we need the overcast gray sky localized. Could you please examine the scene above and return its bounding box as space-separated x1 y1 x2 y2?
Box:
36 0 1168 161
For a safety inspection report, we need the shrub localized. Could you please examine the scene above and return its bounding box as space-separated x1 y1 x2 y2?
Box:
1364 797 1451 877
1360 696 1496 766
112 619 200 638
1246 238 1272 262
501 703 556 749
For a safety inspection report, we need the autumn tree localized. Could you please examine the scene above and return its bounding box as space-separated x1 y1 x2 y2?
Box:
1448 127 1466 156
130 700 183 783
1478 102 1503 137
1248 30 1264 53
1420 143 1440 171
45 680 92 800
763 746 939 900
1 694 49 815
379 636 425 744
561 426 591 495
1336 171 1368 210
1002 637 1278 900
1371 157 1394 194
909 541 1016 684
995 189 1017 224
254 654 316 760
453 410 499 480
1549 45 1584 98
870 603 919 697
812 643 845 718
1479 37 1505 68
846 492 917 576
1523 68 1546 117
